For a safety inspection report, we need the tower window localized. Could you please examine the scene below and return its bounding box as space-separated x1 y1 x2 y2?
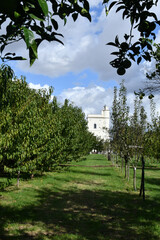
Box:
94 123 97 129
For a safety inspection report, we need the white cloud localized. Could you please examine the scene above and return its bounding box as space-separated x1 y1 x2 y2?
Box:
27 80 160 124
5 1 160 98
28 83 50 91
58 84 160 123
18 5 147 93
59 85 114 116
28 82 54 101
89 0 103 7
1 1 160 125
14 6 139 86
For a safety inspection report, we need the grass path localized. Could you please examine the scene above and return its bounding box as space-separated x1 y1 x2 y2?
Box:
0 154 160 240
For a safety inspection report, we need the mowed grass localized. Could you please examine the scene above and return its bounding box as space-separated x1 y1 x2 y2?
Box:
0 154 160 240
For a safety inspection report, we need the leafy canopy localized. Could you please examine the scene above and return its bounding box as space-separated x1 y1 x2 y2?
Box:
0 64 98 179
105 0 160 75
0 0 91 65
0 0 160 74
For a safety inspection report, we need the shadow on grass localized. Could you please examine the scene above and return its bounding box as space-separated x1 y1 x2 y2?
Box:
68 169 112 177
145 168 160 171
83 158 108 161
0 186 160 240
145 177 160 186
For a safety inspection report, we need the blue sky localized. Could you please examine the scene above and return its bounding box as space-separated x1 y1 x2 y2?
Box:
13 67 118 96
3 0 160 117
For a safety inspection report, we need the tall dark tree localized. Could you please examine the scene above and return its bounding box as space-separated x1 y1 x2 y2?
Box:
130 97 147 190
110 80 131 179
145 98 160 161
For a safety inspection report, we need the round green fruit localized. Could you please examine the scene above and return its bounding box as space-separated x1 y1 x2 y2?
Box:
120 42 129 51
117 67 126 75
122 59 131 69
148 94 154 99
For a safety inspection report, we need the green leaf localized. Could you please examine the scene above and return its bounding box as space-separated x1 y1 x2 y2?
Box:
38 0 48 16
107 42 117 47
72 13 78 22
1 44 5 53
81 8 88 15
124 34 129 41
50 35 64 45
105 7 109 16
11 56 27 61
116 5 125 13
23 5 30 12
14 11 21 18
111 52 120 55
103 0 110 3
4 52 16 57
46 25 52 32
51 19 58 30
52 1 58 12
29 43 38 66
142 54 149 61
29 14 44 21
115 36 120 46
84 1 90 11
5 56 27 61
63 17 67 25
27 2 36 9
108 1 117 11
22 27 35 49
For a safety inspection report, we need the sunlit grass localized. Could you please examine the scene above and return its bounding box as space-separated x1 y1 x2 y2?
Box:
0 154 160 240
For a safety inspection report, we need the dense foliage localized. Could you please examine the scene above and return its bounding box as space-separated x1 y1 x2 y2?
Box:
0 65 98 180
105 0 160 75
0 0 91 65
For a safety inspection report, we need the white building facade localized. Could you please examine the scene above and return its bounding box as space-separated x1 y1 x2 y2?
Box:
87 106 110 141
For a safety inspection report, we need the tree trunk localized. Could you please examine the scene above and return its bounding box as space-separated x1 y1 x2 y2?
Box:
0 163 4 176
111 154 114 165
124 155 128 178
116 154 118 165
114 153 116 164
133 166 137 191
139 155 145 200
127 161 130 181
31 174 34 179
17 171 20 188
108 151 111 161
125 164 127 178
121 158 124 172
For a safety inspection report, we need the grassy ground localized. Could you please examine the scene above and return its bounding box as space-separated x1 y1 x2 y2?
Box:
0 154 160 240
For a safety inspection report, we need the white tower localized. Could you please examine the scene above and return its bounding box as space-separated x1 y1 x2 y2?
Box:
87 106 110 141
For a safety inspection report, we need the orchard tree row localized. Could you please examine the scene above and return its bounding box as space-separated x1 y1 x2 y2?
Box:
109 80 160 195
0 64 101 184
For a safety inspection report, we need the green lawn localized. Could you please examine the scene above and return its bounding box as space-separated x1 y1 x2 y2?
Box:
0 154 160 240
